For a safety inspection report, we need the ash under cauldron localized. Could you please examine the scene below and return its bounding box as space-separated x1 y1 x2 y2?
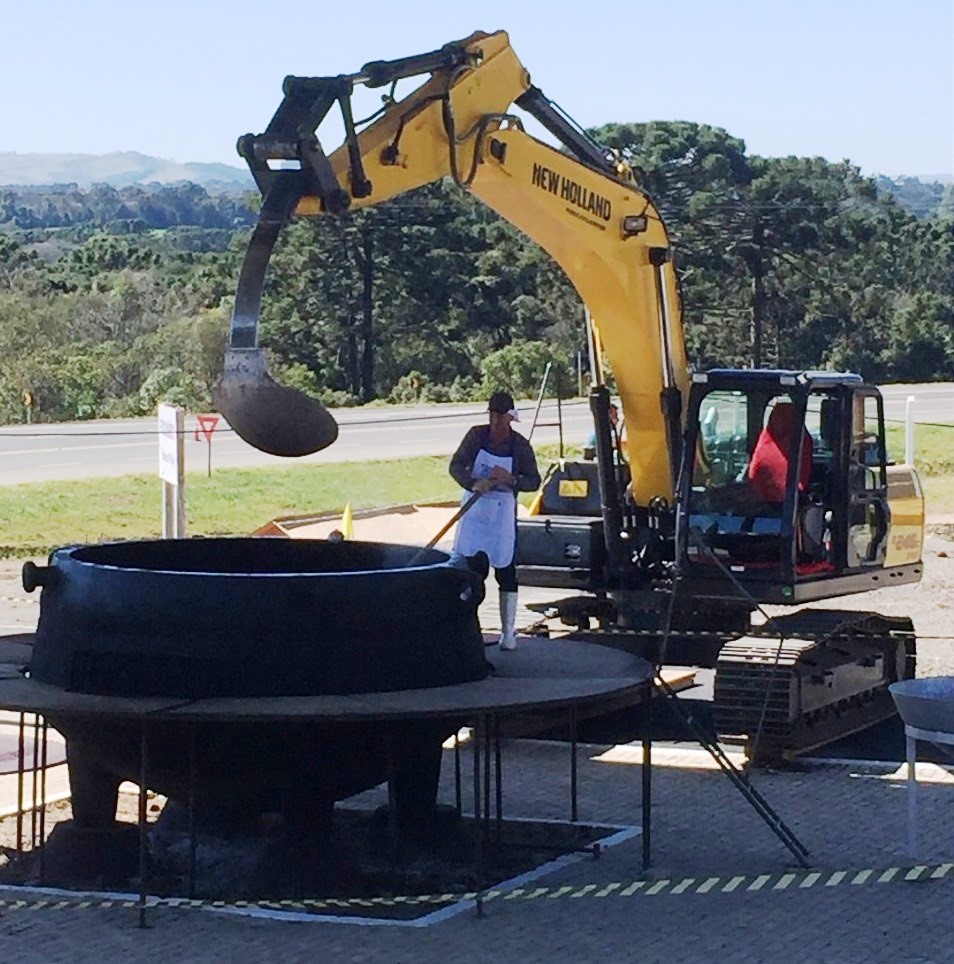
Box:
23 537 487 836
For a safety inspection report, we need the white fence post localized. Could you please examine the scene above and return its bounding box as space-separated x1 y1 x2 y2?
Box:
905 395 916 466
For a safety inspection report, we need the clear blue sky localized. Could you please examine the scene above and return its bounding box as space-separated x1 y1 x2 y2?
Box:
3 0 951 178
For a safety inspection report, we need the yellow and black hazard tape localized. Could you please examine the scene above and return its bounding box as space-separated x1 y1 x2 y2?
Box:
538 625 853 642
1 863 952 915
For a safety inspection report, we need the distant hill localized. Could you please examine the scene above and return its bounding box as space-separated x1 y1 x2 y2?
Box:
0 151 253 191
875 174 952 219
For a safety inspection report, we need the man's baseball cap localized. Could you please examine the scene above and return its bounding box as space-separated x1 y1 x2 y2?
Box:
488 390 519 421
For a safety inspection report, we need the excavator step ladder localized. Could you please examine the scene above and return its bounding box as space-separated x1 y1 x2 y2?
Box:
652 671 810 868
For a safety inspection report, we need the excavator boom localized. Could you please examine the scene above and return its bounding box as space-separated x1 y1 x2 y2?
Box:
218 29 689 506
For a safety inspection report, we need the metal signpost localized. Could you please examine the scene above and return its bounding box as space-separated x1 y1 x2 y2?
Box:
195 413 220 478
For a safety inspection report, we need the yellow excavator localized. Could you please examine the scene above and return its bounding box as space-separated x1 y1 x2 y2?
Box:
215 30 925 762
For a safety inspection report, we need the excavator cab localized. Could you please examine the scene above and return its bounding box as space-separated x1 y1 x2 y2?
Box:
676 370 924 605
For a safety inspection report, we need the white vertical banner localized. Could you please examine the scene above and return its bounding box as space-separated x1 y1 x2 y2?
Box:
905 395 916 467
158 403 186 538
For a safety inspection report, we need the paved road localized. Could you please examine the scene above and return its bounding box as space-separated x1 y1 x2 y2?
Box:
0 383 950 486
0 400 590 486
892 381 954 424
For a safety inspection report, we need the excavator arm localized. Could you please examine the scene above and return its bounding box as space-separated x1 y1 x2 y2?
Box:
216 29 689 508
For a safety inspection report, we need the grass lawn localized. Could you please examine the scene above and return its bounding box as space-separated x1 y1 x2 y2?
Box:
0 444 576 557
887 422 953 520
0 457 454 556
885 423 954 477
1 433 951 558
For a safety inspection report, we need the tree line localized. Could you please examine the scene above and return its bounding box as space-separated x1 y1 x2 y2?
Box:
0 121 951 425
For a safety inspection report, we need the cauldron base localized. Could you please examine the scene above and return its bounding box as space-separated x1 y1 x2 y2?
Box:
58 716 453 834
26 821 141 889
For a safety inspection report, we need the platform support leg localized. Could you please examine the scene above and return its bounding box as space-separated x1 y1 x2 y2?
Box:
494 716 502 841
39 720 48 883
454 731 462 817
31 715 40 848
641 736 652 872
188 726 197 899
386 732 401 892
138 720 149 930
473 715 485 917
16 713 25 852
570 708 578 824
906 730 918 859
483 716 491 844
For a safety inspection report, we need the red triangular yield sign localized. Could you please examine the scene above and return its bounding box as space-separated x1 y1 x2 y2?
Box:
196 414 220 442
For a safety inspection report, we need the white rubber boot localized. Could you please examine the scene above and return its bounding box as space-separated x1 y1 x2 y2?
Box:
498 591 518 651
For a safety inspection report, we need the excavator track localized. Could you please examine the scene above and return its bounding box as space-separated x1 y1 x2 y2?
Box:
527 598 917 764
713 609 916 764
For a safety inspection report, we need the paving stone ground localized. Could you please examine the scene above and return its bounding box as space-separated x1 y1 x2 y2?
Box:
2 733 954 961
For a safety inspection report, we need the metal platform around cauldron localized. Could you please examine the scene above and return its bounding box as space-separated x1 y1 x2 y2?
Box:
0 633 653 723
0 628 656 823
7 536 661 856
1 630 658 919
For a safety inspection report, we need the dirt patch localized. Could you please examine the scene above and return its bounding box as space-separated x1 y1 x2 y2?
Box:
928 521 954 541
0 796 614 919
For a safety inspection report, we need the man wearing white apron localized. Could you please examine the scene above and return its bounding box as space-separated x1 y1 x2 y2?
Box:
450 391 541 650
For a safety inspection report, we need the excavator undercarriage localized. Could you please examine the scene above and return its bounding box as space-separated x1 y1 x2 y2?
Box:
713 610 916 764
525 595 916 765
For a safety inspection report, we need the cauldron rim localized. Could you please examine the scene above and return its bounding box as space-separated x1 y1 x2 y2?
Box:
53 536 456 578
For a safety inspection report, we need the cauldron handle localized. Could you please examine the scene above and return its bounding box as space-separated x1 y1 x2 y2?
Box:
447 562 486 612
22 560 56 593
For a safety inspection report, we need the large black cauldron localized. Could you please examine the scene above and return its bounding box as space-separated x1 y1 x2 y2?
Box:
22 538 487 833
28 537 487 698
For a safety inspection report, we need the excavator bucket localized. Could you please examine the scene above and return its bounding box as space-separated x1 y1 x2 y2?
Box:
213 171 339 457
214 348 338 457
